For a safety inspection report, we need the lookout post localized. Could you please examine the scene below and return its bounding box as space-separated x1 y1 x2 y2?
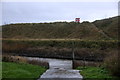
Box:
75 18 80 23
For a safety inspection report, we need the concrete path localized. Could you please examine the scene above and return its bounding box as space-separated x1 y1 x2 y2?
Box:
40 68 82 78
36 58 83 80
25 57 83 80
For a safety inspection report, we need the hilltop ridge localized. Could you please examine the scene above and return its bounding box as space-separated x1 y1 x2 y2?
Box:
2 16 118 40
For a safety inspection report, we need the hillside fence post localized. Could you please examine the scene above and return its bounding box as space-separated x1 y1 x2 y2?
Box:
72 41 75 69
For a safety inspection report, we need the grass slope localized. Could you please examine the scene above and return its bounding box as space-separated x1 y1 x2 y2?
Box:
2 62 46 78
93 16 118 39
2 22 109 40
2 16 118 40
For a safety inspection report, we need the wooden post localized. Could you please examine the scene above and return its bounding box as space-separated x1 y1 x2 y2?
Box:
72 41 75 69
83 57 85 68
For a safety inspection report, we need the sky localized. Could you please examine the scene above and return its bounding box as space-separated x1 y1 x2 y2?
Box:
1 0 119 25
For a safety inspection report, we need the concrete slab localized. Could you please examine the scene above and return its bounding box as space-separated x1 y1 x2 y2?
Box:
40 68 83 78
25 57 83 80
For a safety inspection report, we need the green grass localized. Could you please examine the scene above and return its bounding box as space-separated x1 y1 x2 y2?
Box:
76 66 116 79
2 62 47 78
0 62 2 79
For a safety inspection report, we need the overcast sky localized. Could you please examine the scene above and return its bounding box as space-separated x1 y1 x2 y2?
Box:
1 1 118 25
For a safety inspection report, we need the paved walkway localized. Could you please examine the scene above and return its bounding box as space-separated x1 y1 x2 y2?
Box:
37 58 83 80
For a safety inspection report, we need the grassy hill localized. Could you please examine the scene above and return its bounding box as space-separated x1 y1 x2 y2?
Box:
2 16 118 40
93 16 118 39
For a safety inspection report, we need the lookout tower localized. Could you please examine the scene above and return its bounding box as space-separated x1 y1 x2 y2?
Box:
75 18 80 23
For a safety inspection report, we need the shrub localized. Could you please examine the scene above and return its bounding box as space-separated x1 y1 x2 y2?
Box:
27 59 49 69
2 55 49 69
2 55 27 63
2 42 29 52
103 50 120 76
73 60 101 69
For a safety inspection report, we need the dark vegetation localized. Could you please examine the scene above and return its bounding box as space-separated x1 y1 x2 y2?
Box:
2 39 118 61
103 51 120 77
